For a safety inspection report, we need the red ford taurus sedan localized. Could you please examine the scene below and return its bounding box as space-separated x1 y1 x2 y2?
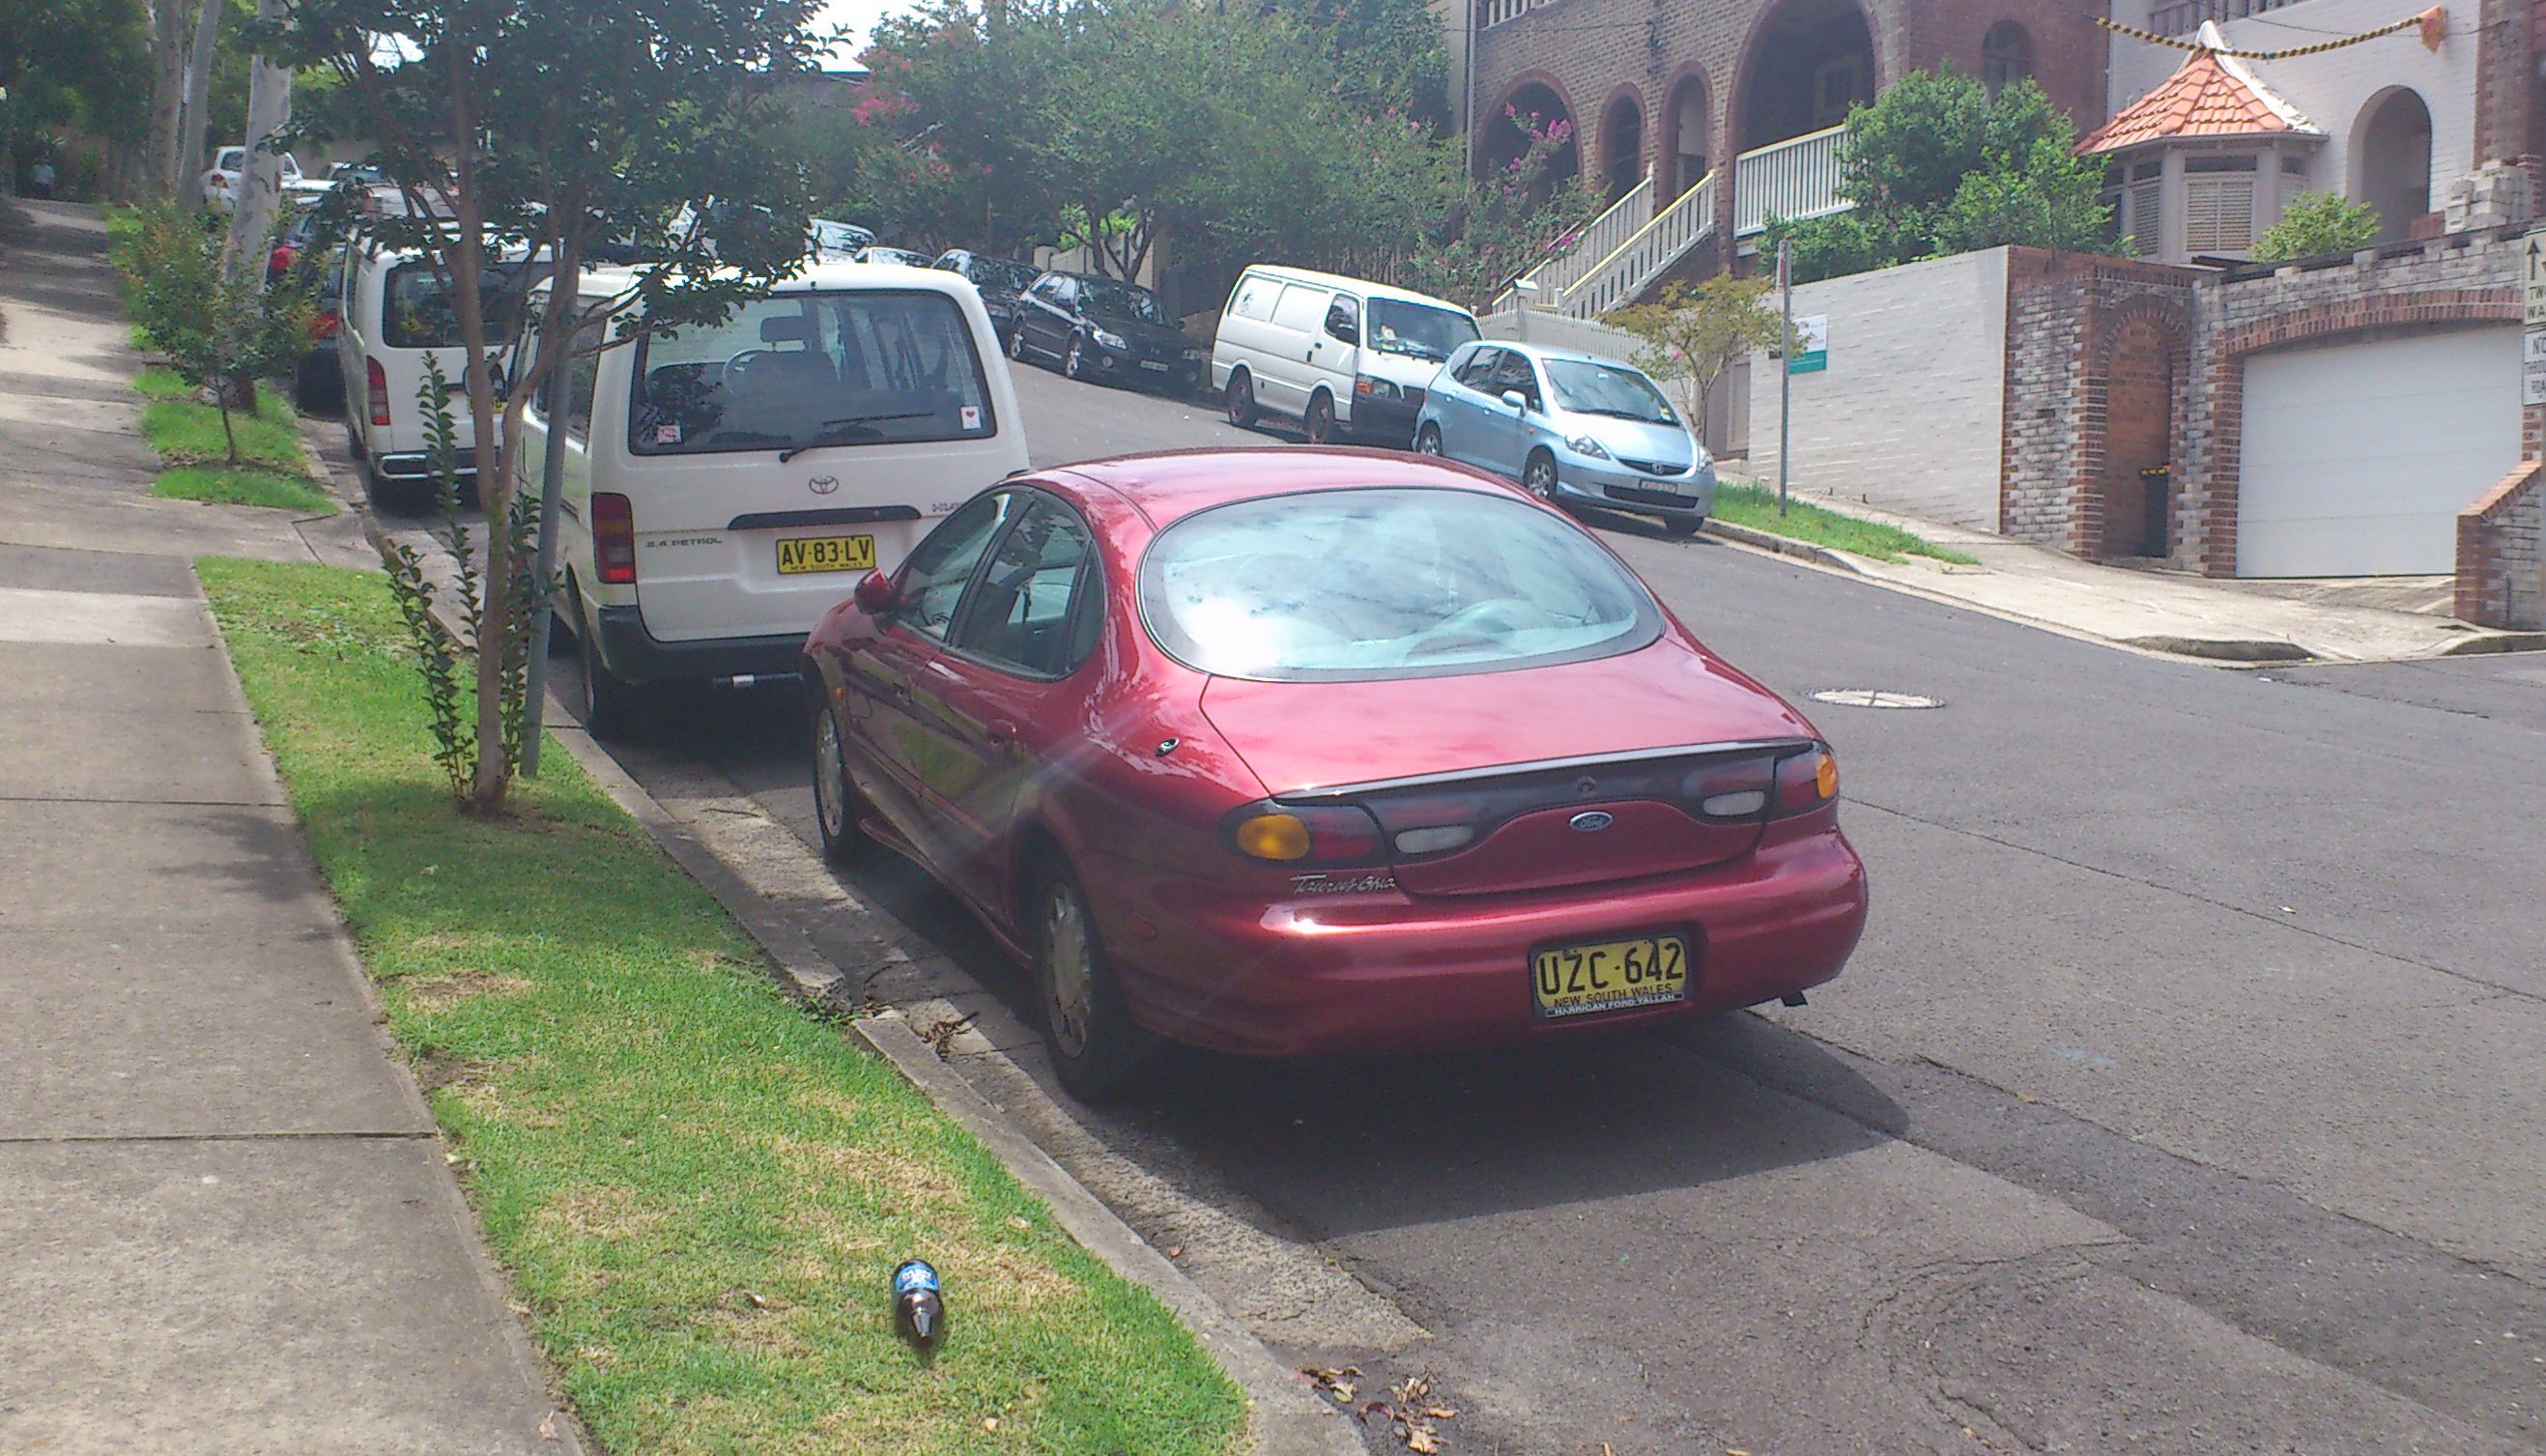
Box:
802 448 1867 1096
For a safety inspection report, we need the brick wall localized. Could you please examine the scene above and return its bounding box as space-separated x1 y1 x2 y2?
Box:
2456 461 2545 628
1998 248 2200 555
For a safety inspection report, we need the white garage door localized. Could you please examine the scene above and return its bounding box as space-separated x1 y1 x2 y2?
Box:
2238 326 2521 577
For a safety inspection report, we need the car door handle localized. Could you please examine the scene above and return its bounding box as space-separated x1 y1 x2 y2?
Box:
985 719 1018 745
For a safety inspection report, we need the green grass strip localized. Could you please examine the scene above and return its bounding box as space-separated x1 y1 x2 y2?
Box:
154 464 336 515
1713 484 1978 565
197 557 1246 1456
139 383 309 471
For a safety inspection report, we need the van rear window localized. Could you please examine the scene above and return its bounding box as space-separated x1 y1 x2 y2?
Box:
631 290 995 456
382 262 539 350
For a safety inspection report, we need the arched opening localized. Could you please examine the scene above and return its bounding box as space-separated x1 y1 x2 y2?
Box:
1478 79 1581 198
1601 92 1646 203
2354 88 2432 244
1736 0 1876 152
1981 20 2033 99
2101 317 2181 559
1664 72 1712 199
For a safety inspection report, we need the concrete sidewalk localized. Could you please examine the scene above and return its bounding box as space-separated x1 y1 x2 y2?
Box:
0 202 573 1453
1727 476 2542 664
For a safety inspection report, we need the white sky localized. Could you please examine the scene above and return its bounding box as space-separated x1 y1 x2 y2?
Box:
814 0 915 67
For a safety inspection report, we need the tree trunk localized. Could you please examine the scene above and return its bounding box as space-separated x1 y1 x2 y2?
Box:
225 0 293 282
149 0 190 198
175 0 221 211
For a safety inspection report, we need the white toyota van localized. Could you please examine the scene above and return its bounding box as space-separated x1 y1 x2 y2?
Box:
515 262 1027 732
338 238 544 507
1210 266 1480 447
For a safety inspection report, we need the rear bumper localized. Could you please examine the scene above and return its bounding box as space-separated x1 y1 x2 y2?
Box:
1094 826 1868 1058
590 605 806 686
371 448 479 483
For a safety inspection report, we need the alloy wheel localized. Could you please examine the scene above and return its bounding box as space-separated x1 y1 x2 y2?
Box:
1524 453 1558 500
1042 880 1095 1060
1416 425 1444 456
814 705 846 842
1064 339 1086 380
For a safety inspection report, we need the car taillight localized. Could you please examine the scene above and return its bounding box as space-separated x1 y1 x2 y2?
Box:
365 357 389 426
1771 745 1839 816
591 493 637 585
269 244 295 274
1224 802 1384 866
312 308 340 341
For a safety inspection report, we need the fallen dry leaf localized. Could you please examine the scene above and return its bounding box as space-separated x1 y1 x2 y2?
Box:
538 1412 560 1442
983 1415 999 1432
1163 1243 1184 1259
1302 1365 1361 1404
1406 1430 1440 1454
920 1013 977 1058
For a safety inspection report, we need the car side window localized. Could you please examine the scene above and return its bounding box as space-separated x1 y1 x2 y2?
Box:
1454 347 1501 388
1032 276 1067 304
896 493 1017 641
1324 296 1359 341
949 497 1100 678
1490 351 1541 409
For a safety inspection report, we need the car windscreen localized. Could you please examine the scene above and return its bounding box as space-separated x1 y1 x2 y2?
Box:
1081 279 1168 326
1366 300 1479 363
1140 488 1660 681
1545 359 1679 424
381 261 539 349
630 289 995 456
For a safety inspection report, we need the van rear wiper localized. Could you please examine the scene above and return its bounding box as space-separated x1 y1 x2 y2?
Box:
778 413 936 462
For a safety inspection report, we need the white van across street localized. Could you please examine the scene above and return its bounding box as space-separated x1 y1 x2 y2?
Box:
516 261 1027 732
338 238 544 507
1211 265 1480 448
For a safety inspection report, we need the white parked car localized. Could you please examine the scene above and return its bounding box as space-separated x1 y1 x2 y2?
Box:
337 236 545 506
1212 265 1479 447
201 146 305 213
512 261 1027 733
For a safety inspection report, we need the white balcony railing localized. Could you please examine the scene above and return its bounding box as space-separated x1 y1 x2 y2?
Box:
1496 170 1653 313
1478 0 1542 27
1732 125 1851 238
1557 171 1718 318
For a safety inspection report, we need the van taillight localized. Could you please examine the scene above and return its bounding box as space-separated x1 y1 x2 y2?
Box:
365 357 389 427
592 493 637 585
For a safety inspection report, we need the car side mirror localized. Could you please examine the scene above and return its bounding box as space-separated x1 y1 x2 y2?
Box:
1501 389 1528 413
1327 317 1359 345
852 569 899 614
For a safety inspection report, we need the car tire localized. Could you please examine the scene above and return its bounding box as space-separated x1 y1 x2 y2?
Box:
1225 370 1259 429
1415 423 1445 456
1008 325 1030 364
1030 859 1155 1100
571 581 642 739
1522 449 1559 501
1303 392 1336 446
1063 336 1089 382
810 693 867 866
1666 514 1705 538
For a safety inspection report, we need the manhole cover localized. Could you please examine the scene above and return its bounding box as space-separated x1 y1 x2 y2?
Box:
1809 689 1943 709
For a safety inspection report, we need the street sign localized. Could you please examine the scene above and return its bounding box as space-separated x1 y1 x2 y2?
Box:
1788 314 1828 375
2525 328 2546 407
2526 235 2546 328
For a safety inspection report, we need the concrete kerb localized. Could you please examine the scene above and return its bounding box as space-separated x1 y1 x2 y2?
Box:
343 508 1364 1456
1701 516 1862 573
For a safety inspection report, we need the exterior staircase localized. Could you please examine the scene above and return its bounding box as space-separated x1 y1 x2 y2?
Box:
1495 172 1720 319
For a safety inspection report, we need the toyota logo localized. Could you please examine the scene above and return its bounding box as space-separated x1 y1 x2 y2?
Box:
807 474 840 496
1568 810 1615 833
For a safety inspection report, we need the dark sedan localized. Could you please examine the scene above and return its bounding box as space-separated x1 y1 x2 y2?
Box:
933 249 1041 347
802 449 1868 1096
1006 271 1204 395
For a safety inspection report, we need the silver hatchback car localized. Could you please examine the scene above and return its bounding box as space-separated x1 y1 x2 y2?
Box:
1414 340 1716 535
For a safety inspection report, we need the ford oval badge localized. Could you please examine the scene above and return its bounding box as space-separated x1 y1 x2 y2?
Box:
808 473 840 496
1568 810 1615 833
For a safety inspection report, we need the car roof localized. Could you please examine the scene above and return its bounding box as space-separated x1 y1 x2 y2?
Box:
1236 265 1474 318
578 259 977 299
1044 447 1520 526
1479 338 1641 371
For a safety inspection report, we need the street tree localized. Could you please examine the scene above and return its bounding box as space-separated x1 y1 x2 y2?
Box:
277 0 822 813
1396 108 1606 311
123 203 311 455
0 0 150 194
1766 69 2116 283
1603 273 1785 431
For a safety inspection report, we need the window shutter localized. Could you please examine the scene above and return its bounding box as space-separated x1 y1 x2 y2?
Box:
2184 176 2254 253
2127 179 2163 257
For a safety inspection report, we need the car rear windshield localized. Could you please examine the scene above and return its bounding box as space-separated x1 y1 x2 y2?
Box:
631 289 994 455
382 261 539 350
1366 300 1478 363
1140 487 1660 681
1546 359 1679 424
1082 278 1169 326
970 258 1039 296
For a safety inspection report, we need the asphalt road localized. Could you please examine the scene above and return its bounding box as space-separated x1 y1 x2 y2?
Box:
381 360 2546 1453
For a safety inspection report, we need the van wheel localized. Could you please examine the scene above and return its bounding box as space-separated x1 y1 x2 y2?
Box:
1302 392 1336 446
1224 371 1259 429
1415 423 1444 456
1522 449 1559 501
1031 860 1156 1100
571 582 641 738
811 694 868 866
1063 336 1089 382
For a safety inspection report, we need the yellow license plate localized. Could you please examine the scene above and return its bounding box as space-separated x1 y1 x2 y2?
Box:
1530 934 1691 1018
775 534 876 575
